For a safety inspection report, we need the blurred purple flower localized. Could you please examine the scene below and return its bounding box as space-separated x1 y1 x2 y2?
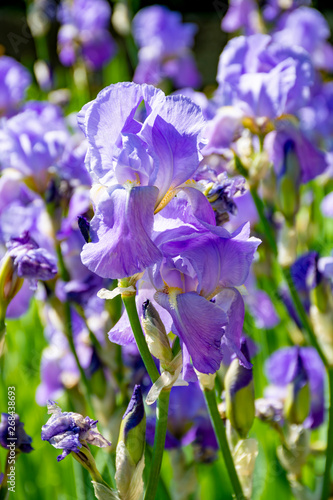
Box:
57 0 116 69
0 413 33 453
273 7 333 71
265 122 327 183
0 56 31 117
41 401 110 461
265 346 325 428
263 0 311 22
132 5 201 88
0 102 68 181
217 34 314 119
221 0 261 35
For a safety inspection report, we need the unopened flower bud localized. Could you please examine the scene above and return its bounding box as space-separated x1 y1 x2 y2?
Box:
224 341 255 438
277 139 301 222
0 254 24 321
115 386 146 500
232 438 258 499
284 351 310 425
142 300 172 365
278 222 297 268
277 425 310 476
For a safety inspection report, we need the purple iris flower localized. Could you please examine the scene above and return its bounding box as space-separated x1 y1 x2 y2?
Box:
0 56 31 117
132 5 201 88
146 382 218 461
41 401 110 461
0 414 33 453
265 346 325 428
7 231 57 286
57 0 116 69
221 0 261 35
217 34 314 119
0 101 68 182
78 82 205 278
273 7 333 71
265 122 327 183
149 192 260 375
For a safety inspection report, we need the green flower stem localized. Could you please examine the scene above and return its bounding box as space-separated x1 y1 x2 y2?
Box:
249 186 278 257
144 389 171 500
321 367 333 500
0 317 6 360
121 294 160 383
204 388 245 500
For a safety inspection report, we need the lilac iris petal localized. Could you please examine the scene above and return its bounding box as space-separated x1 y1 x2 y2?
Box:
6 281 34 319
81 185 161 278
266 346 325 428
78 83 164 184
216 288 251 369
140 95 204 203
246 289 280 329
155 291 227 374
0 56 31 116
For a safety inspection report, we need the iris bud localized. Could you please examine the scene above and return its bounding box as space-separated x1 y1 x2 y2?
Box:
224 341 255 438
142 299 172 366
277 139 301 222
115 385 146 500
284 351 310 425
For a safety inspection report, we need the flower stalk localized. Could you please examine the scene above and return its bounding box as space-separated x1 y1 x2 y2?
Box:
204 388 245 499
144 389 171 500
